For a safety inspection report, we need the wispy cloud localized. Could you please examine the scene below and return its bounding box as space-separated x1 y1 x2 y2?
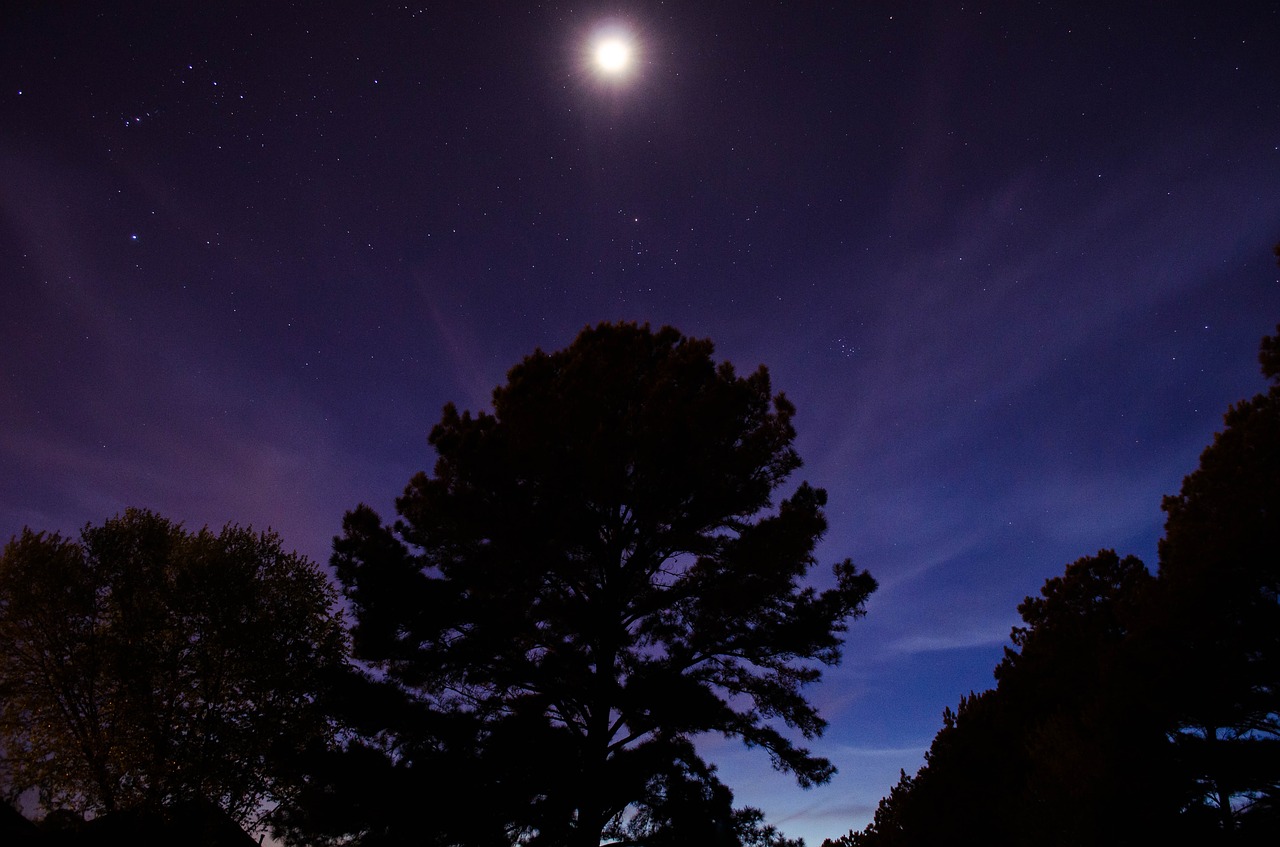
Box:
884 624 1013 658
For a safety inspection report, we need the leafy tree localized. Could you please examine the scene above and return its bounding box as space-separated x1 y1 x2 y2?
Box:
0 508 347 828
327 322 875 847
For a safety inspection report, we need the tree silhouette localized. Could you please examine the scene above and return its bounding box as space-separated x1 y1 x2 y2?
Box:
1152 319 1280 838
272 671 520 847
833 298 1280 847
0 508 346 828
831 551 1183 847
326 322 875 847
999 551 1181 845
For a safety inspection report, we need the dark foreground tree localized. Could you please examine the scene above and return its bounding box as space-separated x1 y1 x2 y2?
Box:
0 508 346 829
312 322 875 847
1153 319 1280 838
830 551 1173 847
832 306 1280 847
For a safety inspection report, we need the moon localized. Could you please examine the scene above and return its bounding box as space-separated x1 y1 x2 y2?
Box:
594 37 632 74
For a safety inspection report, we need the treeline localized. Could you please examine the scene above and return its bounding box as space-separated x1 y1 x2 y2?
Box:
824 318 1280 847
1 323 874 847
2 310 1277 846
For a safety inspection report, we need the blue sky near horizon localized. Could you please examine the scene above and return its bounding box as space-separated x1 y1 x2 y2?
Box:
3 2 1279 843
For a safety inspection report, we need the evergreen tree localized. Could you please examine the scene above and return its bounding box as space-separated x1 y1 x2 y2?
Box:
313 322 875 846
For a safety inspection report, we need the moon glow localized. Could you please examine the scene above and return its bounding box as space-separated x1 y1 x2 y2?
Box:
594 37 632 73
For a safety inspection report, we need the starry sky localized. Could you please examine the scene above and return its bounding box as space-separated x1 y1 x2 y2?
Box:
2 2 1279 842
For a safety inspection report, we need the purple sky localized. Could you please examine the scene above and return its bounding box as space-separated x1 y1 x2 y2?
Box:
3 2 1279 842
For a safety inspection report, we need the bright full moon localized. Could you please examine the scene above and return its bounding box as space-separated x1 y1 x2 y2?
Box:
594 37 631 73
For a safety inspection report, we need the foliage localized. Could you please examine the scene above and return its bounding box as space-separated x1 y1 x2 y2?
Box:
315 322 875 846
834 552 1182 847
0 508 346 827
271 670 521 847
1153 319 1280 836
836 308 1280 846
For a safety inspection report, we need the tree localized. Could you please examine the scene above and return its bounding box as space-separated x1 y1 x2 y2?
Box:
836 301 1280 847
1153 319 1280 838
835 552 1179 847
272 671 521 847
998 551 1181 846
0 508 347 828
329 322 876 847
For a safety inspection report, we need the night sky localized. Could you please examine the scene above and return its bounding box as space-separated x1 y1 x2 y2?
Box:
3 2 1279 841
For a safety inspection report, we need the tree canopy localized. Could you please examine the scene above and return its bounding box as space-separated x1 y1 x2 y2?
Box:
828 550 1175 847
830 313 1280 847
0 508 347 828
305 322 876 847
1152 319 1280 835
